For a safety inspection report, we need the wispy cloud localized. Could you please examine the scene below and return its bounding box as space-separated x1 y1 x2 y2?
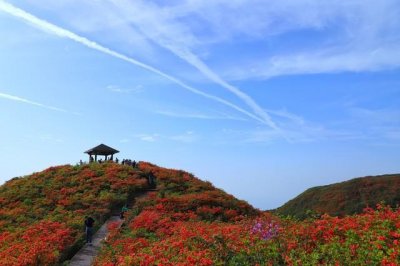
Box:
224 46 400 80
0 91 68 112
108 0 400 81
140 135 156 142
133 133 159 142
242 105 400 144
0 1 266 126
170 131 198 143
156 110 247 121
109 0 279 130
133 131 199 143
198 0 400 80
107 85 143 93
40 134 64 143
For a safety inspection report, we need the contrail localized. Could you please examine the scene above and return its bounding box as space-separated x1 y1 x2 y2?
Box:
167 49 280 130
0 92 68 112
109 0 279 130
0 1 266 124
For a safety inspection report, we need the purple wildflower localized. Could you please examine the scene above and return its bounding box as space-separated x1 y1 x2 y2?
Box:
251 220 279 240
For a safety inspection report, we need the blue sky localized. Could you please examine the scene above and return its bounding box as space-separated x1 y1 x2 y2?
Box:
0 0 399 210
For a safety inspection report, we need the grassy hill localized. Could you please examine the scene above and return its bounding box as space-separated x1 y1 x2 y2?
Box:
276 173 400 219
0 162 257 265
2 163 400 265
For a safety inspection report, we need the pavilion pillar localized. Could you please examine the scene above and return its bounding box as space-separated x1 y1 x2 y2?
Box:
95 154 97 162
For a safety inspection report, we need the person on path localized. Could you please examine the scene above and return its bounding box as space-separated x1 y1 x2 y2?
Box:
148 172 156 189
84 216 95 245
120 205 128 219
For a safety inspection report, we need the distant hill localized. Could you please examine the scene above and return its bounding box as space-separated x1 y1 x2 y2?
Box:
276 174 400 219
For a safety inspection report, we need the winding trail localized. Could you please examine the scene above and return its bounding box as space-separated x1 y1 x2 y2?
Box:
68 215 122 266
68 190 152 266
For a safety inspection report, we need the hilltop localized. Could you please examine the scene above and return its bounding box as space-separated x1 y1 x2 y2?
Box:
276 173 400 219
2 163 400 265
0 161 257 265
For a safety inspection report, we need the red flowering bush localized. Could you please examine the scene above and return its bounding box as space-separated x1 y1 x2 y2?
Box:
94 162 400 265
2 161 400 265
0 162 148 265
0 221 73 265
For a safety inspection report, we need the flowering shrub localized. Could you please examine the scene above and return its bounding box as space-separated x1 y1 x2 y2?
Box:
0 162 148 265
98 205 400 265
0 221 73 265
94 162 400 265
252 219 280 240
2 161 400 265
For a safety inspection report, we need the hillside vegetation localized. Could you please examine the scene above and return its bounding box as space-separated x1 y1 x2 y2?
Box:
94 164 400 265
276 174 400 219
1 163 400 265
0 162 151 265
0 162 256 265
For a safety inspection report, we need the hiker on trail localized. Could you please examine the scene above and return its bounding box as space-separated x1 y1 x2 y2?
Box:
148 172 156 189
120 205 128 219
84 216 95 245
115 157 119 164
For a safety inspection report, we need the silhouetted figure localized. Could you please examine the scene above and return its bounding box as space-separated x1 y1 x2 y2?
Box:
89 156 94 163
148 172 156 189
115 158 119 164
84 216 95 245
132 160 136 168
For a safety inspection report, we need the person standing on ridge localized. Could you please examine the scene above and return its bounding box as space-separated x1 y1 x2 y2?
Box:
84 216 95 245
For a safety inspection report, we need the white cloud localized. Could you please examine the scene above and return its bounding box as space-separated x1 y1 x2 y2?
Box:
0 1 266 126
170 131 198 143
132 133 159 142
3 0 399 144
349 107 400 125
133 131 199 143
109 0 400 81
141 135 156 142
224 45 400 80
109 0 279 130
0 91 68 113
156 110 247 121
107 85 143 94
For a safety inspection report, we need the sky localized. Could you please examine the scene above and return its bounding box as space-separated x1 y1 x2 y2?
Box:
0 0 399 210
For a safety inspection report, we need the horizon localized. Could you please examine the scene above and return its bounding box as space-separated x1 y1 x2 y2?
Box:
1 0 399 210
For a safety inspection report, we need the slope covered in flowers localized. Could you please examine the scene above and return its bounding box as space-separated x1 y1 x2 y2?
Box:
277 173 400 218
0 162 148 265
2 162 400 265
95 163 400 265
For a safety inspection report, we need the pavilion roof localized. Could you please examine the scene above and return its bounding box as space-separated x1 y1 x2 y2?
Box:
84 144 119 155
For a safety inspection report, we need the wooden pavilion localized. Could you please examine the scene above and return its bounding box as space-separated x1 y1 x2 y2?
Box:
85 144 119 162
